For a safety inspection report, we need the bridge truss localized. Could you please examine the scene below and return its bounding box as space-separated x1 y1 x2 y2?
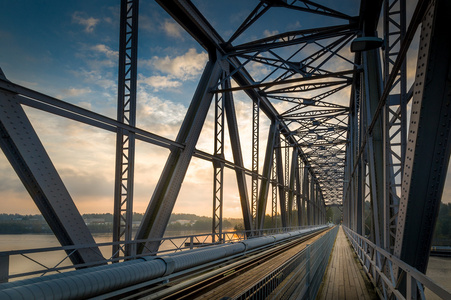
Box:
1 0 450 292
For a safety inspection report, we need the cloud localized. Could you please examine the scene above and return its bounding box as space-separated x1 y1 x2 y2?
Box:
57 87 92 99
287 21 302 31
161 19 184 38
139 75 181 91
91 44 118 60
246 61 271 81
148 48 208 80
72 12 100 33
135 89 186 138
71 69 116 93
66 43 118 109
263 29 279 38
139 48 208 91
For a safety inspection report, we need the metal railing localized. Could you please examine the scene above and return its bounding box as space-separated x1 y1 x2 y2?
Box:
0 225 313 283
234 225 339 299
343 226 451 300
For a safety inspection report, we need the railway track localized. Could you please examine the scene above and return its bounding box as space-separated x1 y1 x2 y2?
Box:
110 226 331 300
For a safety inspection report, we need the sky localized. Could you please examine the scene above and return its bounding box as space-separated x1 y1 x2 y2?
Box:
0 0 287 218
0 0 449 219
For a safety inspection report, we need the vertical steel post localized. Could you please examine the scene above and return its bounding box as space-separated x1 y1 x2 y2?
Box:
113 0 139 259
288 148 298 227
349 106 356 230
0 255 8 283
315 184 319 225
257 121 277 230
383 0 407 253
296 157 302 226
362 48 384 247
271 148 278 227
223 77 254 234
212 80 225 243
308 177 313 225
359 73 368 235
284 138 290 226
252 98 260 229
303 167 309 226
275 133 288 228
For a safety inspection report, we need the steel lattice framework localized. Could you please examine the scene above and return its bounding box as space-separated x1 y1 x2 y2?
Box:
1 0 451 297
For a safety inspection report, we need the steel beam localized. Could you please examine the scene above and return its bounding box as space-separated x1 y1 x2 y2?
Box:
284 138 291 226
256 121 277 231
275 134 288 228
302 167 309 226
136 59 222 253
223 78 253 233
362 48 384 247
296 159 303 226
394 0 451 273
0 91 104 266
271 146 278 227
288 147 298 226
212 82 225 243
113 0 139 259
307 175 313 225
382 0 407 254
295 156 302 226
251 98 259 228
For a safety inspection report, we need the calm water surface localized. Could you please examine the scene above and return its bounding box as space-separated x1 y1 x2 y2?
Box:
0 232 216 279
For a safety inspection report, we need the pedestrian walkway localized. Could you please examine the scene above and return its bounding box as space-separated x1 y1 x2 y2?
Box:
317 226 377 300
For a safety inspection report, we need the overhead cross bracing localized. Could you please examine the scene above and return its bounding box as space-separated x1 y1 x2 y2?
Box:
180 0 359 207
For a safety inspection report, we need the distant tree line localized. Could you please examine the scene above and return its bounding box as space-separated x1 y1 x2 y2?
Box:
0 213 243 234
433 202 451 245
1 203 450 245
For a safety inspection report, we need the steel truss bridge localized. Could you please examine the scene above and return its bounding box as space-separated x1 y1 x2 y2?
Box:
1 0 451 298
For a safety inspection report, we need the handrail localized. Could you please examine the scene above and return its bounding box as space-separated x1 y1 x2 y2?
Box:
0 226 327 299
0 225 316 283
343 226 451 300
